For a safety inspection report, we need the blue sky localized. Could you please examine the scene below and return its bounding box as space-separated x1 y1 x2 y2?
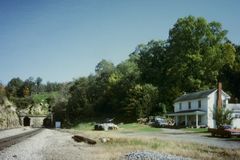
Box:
0 0 239 84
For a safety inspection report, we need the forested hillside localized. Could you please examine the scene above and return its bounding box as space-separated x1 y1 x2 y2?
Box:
1 16 239 125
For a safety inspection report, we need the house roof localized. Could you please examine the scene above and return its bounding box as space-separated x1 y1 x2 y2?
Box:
174 88 231 103
174 89 216 102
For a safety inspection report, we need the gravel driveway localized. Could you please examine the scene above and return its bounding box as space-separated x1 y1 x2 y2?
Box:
121 128 240 149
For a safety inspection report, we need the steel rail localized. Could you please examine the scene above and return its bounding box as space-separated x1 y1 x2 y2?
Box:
0 128 43 151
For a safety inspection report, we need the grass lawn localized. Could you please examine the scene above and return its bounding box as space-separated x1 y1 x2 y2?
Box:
72 122 161 132
229 137 240 141
181 127 208 133
72 122 95 131
118 123 161 132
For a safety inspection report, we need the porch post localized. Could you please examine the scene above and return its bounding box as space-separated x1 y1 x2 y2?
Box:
196 113 199 128
175 116 179 126
185 115 188 126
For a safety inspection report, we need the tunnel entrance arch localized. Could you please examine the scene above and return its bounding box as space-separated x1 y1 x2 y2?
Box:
23 116 30 126
20 115 48 127
43 117 51 128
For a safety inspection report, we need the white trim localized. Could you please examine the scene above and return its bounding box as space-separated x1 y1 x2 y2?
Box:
168 111 206 116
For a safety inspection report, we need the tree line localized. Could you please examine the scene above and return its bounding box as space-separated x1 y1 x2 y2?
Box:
1 16 240 123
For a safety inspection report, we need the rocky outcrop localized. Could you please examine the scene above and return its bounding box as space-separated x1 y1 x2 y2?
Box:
0 97 20 129
18 103 48 116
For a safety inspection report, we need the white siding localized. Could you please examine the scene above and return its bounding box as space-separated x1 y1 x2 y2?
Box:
232 119 240 129
228 104 240 128
207 91 231 128
174 98 208 112
207 92 216 128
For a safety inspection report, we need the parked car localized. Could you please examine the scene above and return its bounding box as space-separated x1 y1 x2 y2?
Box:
150 117 168 128
208 125 240 138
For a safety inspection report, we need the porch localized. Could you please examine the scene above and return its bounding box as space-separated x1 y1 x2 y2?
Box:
168 109 207 128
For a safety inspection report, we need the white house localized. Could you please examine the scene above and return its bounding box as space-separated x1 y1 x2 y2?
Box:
168 84 240 128
227 104 240 128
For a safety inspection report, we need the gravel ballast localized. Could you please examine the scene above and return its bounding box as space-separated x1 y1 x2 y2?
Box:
0 129 85 160
123 151 191 160
0 127 36 139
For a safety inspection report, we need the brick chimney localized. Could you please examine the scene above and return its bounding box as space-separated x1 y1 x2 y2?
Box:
217 82 222 110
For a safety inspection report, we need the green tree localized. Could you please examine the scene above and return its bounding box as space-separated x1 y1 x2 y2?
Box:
45 82 62 92
213 107 234 128
6 77 24 97
0 83 5 105
12 97 34 110
124 84 159 121
107 56 141 120
20 77 36 97
0 83 5 97
221 44 240 101
35 77 43 93
167 16 235 92
67 77 94 122
136 40 174 110
136 40 167 85
95 59 115 75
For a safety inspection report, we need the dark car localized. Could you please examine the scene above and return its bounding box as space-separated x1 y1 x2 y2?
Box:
208 125 240 138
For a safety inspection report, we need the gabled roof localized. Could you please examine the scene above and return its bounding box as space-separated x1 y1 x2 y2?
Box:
174 89 216 102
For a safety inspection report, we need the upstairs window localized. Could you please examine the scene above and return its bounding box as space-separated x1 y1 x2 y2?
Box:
198 100 201 108
188 102 191 109
179 103 182 110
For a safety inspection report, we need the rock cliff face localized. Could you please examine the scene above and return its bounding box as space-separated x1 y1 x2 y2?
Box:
0 97 20 129
0 96 50 129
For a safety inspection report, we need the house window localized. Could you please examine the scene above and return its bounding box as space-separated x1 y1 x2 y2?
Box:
235 114 240 118
198 100 201 108
179 103 182 110
188 102 191 109
223 100 227 108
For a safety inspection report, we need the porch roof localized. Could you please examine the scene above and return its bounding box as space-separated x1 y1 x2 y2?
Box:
167 109 206 116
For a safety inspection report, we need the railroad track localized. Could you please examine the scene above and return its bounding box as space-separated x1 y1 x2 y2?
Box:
0 128 43 151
